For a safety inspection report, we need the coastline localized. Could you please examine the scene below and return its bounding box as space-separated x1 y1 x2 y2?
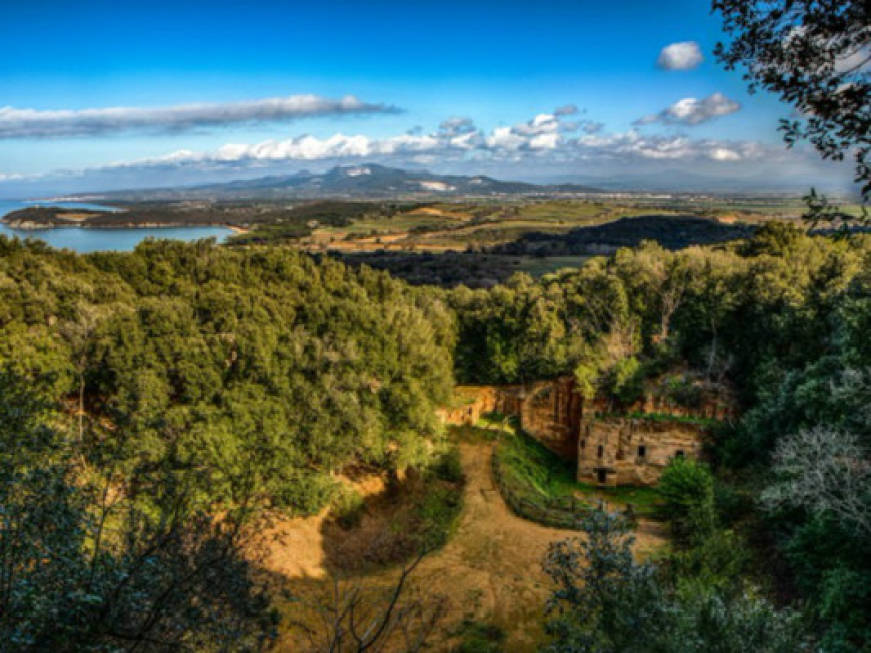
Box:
3 219 245 231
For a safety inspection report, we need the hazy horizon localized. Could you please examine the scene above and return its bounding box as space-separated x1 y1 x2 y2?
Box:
0 0 861 199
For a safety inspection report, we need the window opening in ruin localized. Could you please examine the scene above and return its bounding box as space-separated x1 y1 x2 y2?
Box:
637 445 646 459
597 469 607 484
675 450 685 458
580 439 586 450
597 445 604 458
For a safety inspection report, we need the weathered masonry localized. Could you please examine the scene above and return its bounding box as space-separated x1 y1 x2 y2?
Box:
440 376 734 487
576 417 704 487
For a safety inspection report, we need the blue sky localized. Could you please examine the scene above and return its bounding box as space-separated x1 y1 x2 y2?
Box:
0 0 857 196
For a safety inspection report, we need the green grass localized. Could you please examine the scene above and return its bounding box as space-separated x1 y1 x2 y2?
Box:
448 423 504 444
495 429 579 499
491 429 588 529
414 482 463 550
490 426 665 523
574 481 663 517
410 448 466 551
451 620 506 653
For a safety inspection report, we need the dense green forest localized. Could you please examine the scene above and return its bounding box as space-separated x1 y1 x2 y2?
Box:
0 236 455 648
449 224 871 650
2 222 871 649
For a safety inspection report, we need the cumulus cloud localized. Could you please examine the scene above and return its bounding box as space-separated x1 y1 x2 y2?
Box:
572 130 753 162
0 94 399 139
95 110 771 176
438 117 476 133
0 104 798 195
657 41 704 70
634 92 741 126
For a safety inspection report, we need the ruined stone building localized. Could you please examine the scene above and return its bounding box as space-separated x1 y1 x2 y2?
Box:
576 417 704 486
441 375 734 487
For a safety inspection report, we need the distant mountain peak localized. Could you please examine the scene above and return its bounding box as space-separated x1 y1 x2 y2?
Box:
71 164 604 201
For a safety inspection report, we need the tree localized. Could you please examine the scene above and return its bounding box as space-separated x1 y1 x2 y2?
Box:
58 302 108 444
658 457 717 545
542 507 667 652
292 552 445 652
761 426 871 536
713 0 871 202
0 374 277 651
542 507 807 653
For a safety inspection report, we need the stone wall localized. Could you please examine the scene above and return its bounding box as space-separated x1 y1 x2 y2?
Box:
437 385 523 426
439 374 731 487
577 417 706 486
517 378 583 459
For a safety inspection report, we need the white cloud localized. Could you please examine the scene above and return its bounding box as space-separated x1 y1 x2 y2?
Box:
657 41 704 70
708 147 741 161
529 132 560 150
0 94 398 139
486 126 527 150
1 105 809 196
634 92 741 126
100 111 772 173
835 44 871 75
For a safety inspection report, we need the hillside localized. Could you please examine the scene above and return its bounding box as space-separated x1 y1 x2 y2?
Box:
63 164 604 201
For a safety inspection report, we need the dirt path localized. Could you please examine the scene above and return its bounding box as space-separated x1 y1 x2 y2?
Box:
268 441 666 651
403 441 585 650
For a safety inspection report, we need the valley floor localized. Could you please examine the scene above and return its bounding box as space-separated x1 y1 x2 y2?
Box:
262 440 667 651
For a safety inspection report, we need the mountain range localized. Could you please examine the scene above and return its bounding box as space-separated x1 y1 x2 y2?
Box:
71 164 604 201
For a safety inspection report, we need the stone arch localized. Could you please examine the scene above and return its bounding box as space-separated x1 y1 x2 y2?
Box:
519 378 583 460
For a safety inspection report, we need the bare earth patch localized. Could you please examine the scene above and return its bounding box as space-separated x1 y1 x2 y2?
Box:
259 441 666 651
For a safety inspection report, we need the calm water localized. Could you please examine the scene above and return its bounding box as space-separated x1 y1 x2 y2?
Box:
0 200 232 253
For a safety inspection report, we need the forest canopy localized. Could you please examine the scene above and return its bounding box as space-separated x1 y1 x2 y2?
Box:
3 223 871 649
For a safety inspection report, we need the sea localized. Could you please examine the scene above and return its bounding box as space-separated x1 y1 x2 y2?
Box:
0 200 232 253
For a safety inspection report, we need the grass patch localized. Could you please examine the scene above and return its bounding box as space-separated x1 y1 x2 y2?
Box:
574 482 663 519
399 448 466 553
414 482 463 550
491 427 665 524
330 486 365 529
492 430 588 529
451 619 506 653
323 448 465 571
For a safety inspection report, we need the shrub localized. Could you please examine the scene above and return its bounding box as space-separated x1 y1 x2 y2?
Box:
611 356 644 404
433 448 465 483
331 486 365 529
453 620 505 653
658 457 716 545
416 485 463 550
664 374 704 409
275 470 337 515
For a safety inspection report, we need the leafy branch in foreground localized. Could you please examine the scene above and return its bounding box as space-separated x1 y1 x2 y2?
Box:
0 373 277 652
542 506 806 653
714 0 871 201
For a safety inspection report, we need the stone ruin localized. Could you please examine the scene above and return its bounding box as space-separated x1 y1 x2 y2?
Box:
440 374 736 487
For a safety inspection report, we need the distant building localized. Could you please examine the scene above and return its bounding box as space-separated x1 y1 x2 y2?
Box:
440 374 735 487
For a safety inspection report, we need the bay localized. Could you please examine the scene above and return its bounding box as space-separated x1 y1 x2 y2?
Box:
0 200 232 253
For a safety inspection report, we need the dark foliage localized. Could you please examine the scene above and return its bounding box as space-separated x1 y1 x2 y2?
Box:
714 0 871 200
